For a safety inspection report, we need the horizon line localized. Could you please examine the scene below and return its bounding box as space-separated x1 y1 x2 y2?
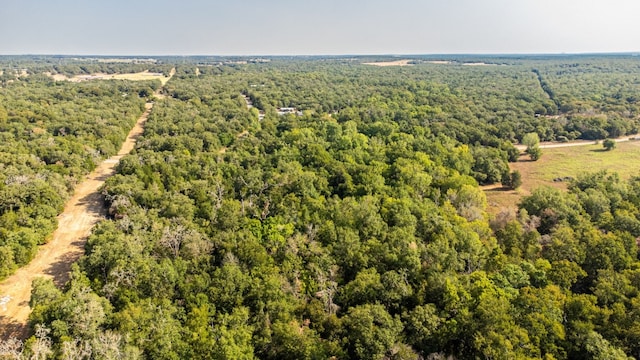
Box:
1 51 640 58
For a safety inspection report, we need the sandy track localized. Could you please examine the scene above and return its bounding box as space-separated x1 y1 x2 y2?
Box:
0 69 174 340
514 134 639 151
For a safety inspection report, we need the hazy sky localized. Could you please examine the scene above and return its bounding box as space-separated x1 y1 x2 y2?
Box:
2 0 639 55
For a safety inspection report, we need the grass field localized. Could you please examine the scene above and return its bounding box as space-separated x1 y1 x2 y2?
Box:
484 139 640 214
363 59 414 66
49 71 168 84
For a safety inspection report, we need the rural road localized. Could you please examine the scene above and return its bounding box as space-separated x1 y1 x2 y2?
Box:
514 135 638 151
0 69 174 340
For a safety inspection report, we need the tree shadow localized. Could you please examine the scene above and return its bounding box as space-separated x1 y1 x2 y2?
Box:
92 170 117 182
0 314 30 340
589 148 609 152
486 186 511 192
78 192 108 217
43 247 86 287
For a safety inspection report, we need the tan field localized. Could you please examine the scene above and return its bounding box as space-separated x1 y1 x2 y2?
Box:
363 59 414 66
48 70 170 84
484 139 640 215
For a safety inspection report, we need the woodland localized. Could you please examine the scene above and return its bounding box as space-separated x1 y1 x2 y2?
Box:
2 55 640 359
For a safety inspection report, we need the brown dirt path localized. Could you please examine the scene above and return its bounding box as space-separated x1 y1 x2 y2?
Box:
514 133 639 150
0 68 175 340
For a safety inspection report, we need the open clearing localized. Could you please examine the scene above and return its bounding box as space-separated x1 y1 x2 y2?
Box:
48 70 170 84
462 62 498 66
0 70 174 340
363 59 414 66
485 140 640 214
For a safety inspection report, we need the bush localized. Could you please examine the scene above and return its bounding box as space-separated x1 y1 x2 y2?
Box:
526 146 542 161
603 139 616 151
502 170 523 190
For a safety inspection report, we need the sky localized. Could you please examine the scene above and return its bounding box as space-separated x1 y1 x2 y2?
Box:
1 0 639 55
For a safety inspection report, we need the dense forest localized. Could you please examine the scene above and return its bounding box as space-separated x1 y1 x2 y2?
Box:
0 65 161 279
2 55 640 359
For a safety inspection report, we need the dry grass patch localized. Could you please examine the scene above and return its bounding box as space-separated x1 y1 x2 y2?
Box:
485 140 640 214
363 59 414 67
47 70 168 83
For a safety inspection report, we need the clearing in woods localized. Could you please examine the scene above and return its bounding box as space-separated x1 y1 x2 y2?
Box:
47 70 171 83
363 59 414 66
0 68 175 340
484 139 640 214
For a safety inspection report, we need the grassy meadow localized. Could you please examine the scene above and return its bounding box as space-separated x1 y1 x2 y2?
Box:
485 139 640 214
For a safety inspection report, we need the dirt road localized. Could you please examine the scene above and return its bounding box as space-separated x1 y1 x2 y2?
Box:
514 134 638 151
0 69 174 340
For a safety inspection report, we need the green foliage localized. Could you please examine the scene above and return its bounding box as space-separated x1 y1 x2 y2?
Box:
603 138 616 151
0 72 151 280
522 132 542 161
342 304 403 360
522 132 540 148
12 56 640 359
502 170 523 190
526 145 542 161
519 186 582 234
471 146 510 185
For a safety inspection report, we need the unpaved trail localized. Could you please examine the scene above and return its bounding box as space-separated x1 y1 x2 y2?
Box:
514 134 639 151
0 68 174 340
